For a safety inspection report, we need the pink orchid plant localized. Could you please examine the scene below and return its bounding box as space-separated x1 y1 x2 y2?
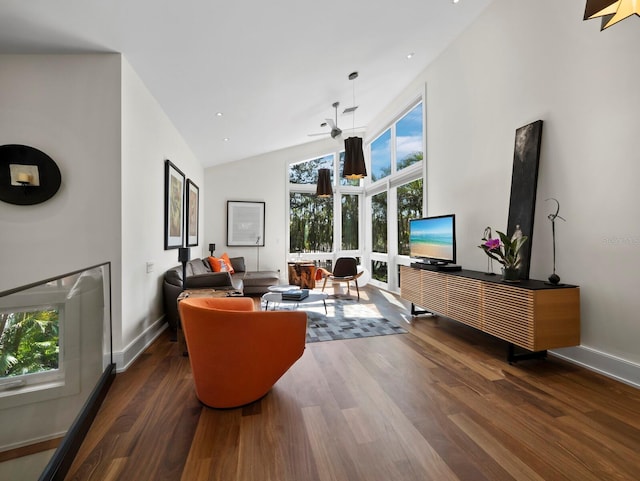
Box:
479 228 528 269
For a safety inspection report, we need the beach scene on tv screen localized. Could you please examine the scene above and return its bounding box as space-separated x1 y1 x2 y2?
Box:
410 217 454 260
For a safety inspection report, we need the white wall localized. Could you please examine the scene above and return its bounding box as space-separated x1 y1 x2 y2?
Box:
372 0 640 374
0 53 203 363
0 53 122 324
120 57 203 360
206 0 640 379
0 54 121 465
423 0 640 369
204 137 340 279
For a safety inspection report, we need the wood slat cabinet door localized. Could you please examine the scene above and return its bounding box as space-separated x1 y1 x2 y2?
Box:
420 269 448 315
447 276 483 330
399 266 447 315
400 266 422 307
483 283 535 350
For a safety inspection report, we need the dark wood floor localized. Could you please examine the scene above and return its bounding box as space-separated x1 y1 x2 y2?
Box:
65 288 640 481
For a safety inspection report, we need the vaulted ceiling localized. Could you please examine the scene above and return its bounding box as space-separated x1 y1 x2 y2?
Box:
0 0 493 167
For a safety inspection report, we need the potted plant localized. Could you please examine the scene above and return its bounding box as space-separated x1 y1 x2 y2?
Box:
479 227 528 282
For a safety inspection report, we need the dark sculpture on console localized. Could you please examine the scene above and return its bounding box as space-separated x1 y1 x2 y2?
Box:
546 198 565 285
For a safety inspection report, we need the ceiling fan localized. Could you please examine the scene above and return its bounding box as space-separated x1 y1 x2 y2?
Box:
308 102 344 139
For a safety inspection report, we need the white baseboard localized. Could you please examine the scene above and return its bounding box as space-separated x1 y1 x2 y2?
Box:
551 345 640 389
112 318 168 373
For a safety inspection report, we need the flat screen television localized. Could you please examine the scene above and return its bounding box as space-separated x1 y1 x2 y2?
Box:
409 214 456 265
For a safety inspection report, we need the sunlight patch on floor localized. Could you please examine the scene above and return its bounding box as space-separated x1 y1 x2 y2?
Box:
378 289 407 309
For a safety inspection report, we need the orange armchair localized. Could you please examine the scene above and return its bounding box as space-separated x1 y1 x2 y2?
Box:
178 297 307 408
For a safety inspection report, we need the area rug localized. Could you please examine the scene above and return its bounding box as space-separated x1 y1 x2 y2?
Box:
300 297 407 343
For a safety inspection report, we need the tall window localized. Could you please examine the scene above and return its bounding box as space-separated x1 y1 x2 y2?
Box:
341 194 359 250
371 191 389 283
396 102 424 171
287 98 424 291
366 99 424 290
289 154 336 254
289 150 364 256
289 193 333 253
397 178 424 256
371 191 387 253
370 129 392 182
289 154 333 185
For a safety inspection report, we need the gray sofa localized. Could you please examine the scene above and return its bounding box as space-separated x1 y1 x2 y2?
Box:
163 256 279 331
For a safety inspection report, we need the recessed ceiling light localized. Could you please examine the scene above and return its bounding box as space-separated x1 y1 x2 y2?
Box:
453 0 460 3
406 52 415 59
223 137 229 142
215 112 224 117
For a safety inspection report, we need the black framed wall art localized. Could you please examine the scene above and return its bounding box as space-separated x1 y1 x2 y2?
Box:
164 159 185 250
227 201 265 247
186 179 199 247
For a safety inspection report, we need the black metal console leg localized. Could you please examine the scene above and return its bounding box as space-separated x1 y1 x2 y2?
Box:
411 303 429 316
507 343 548 364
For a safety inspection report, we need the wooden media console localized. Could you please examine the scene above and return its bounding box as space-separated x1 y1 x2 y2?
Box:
400 265 580 362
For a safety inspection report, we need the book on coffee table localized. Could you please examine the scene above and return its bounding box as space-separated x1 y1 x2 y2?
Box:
281 289 309 301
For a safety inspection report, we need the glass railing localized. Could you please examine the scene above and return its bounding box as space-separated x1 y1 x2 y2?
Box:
0 263 113 481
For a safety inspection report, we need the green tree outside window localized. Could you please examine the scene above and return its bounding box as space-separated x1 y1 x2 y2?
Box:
0 308 59 378
397 178 423 256
290 192 333 253
372 191 388 253
341 194 359 250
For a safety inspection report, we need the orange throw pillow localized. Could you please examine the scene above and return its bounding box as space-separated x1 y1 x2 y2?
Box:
208 256 225 272
221 253 235 274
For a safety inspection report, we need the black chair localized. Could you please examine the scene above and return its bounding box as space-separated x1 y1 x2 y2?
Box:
321 257 363 300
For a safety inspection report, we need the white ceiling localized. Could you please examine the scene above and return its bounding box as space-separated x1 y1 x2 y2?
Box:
0 0 493 167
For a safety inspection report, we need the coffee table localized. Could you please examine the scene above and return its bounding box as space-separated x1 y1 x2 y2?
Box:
262 291 328 314
267 284 300 292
